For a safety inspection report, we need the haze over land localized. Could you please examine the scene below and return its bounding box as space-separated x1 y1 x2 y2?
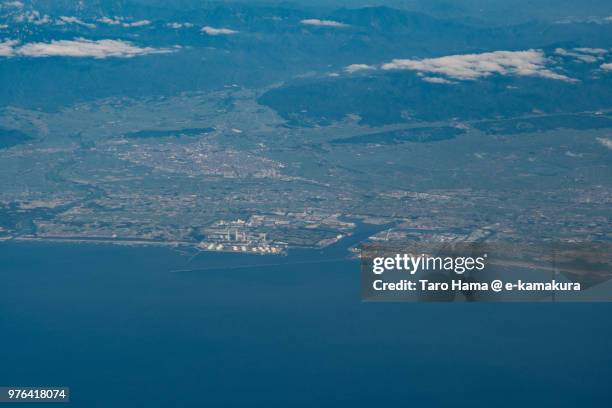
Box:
0 0 611 253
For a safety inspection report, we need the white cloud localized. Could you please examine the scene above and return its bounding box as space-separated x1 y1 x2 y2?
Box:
300 19 348 28
422 76 454 84
97 16 122 25
574 47 608 55
201 26 238 35
58 16 96 29
344 64 375 73
555 47 608 63
597 137 612 149
14 10 50 25
167 22 193 29
0 38 176 59
381 50 575 82
3 1 23 8
555 16 612 24
601 63 612 71
0 39 17 56
96 16 149 27
122 20 150 28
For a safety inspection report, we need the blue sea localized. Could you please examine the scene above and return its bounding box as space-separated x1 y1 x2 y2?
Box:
1 241 611 407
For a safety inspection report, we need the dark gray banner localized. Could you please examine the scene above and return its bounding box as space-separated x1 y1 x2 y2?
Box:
0 387 70 403
361 242 612 302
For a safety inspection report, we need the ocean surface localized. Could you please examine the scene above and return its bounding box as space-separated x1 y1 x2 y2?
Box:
1 240 611 407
